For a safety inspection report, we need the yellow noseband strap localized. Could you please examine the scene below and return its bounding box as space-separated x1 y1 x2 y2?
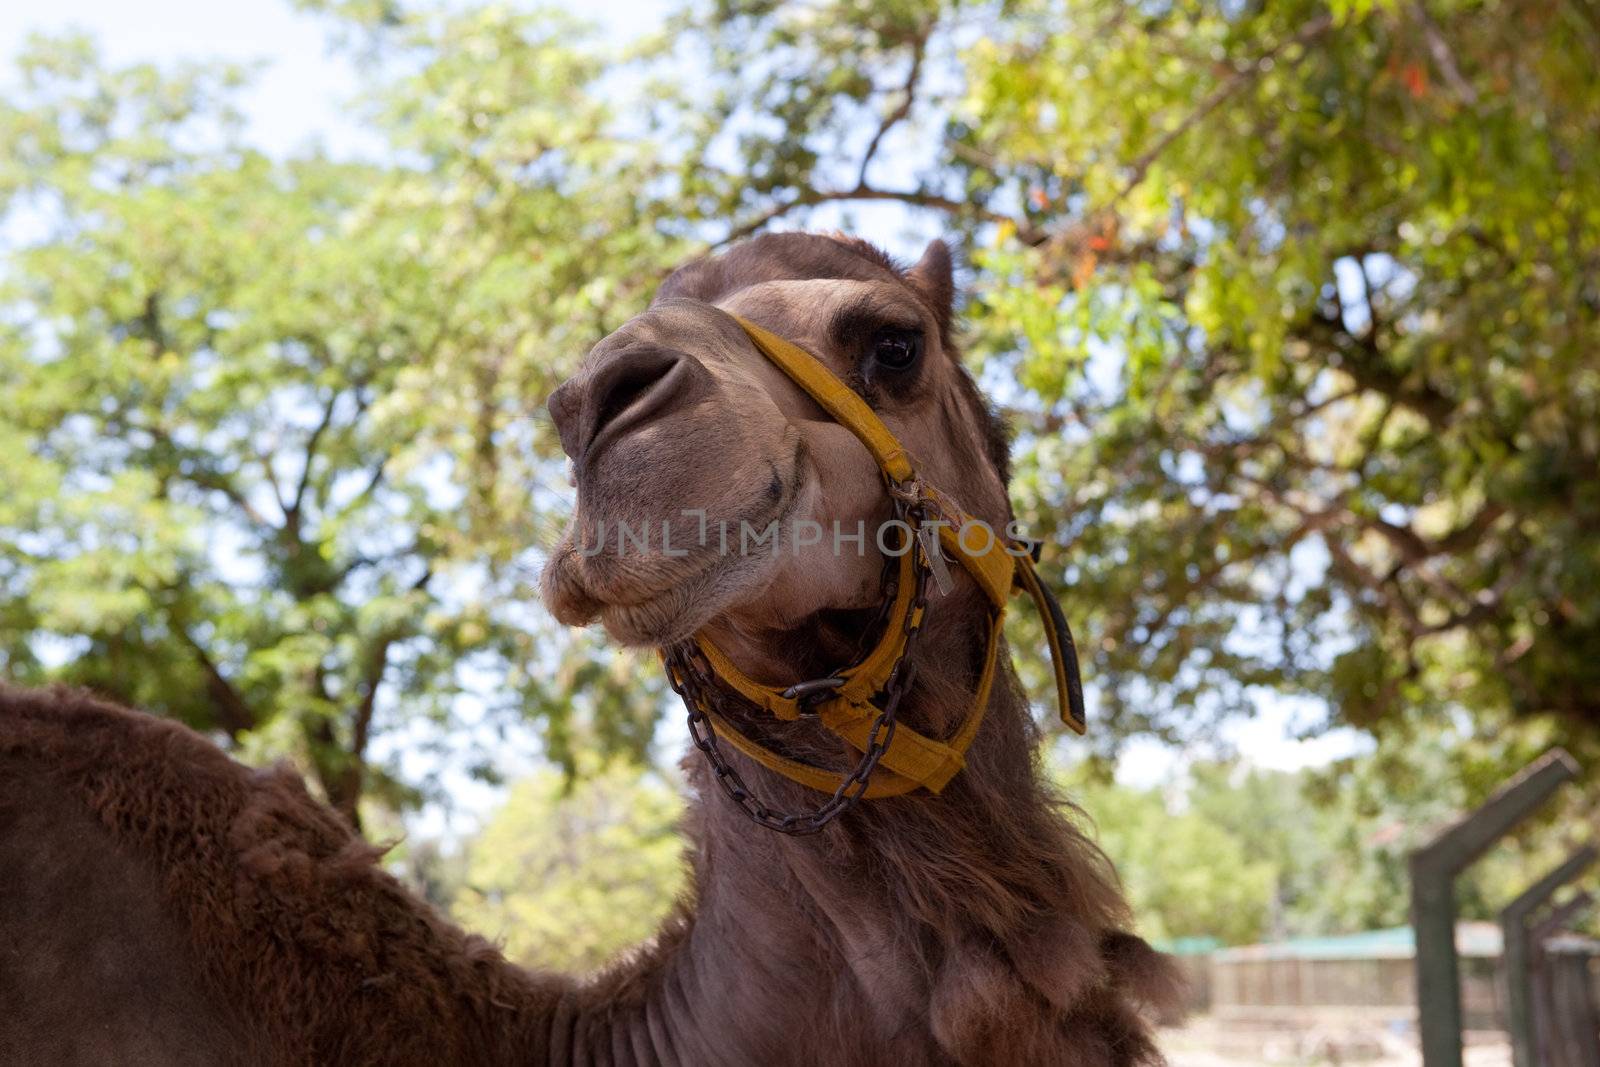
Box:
734 317 915 483
673 314 1087 800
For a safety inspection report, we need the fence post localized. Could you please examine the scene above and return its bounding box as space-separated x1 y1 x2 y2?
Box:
1544 940 1600 1067
1410 749 1580 1067
1501 847 1598 1067
1531 897 1596 1067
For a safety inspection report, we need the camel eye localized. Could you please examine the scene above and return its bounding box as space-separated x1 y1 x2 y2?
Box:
871 328 922 372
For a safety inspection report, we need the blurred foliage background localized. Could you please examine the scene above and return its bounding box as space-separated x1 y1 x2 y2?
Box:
1 0 1596 971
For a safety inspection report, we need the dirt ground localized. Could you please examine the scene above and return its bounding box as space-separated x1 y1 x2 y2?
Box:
1159 1021 1512 1067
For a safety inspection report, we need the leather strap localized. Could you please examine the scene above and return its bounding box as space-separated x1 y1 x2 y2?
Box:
677 314 1088 797
1016 556 1087 735
734 317 914 482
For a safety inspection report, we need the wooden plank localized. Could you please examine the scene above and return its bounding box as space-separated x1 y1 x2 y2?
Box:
1411 748 1580 1067
1532 898 1595 1067
1546 949 1600 1067
1502 847 1599 1067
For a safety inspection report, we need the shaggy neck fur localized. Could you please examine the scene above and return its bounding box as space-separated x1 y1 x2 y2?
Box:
1 577 1172 1066
585 583 1174 1066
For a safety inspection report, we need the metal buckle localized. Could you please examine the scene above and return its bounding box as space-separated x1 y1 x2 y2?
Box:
781 675 845 711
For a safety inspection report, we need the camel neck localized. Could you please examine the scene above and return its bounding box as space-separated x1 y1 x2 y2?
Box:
549 605 1121 1066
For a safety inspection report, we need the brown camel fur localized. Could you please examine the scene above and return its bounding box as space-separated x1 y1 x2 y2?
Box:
0 232 1179 1066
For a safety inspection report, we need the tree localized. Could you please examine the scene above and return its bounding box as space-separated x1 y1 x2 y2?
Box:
6 0 1595 832
450 760 687 974
1061 764 1279 945
671 0 1600 749
1184 763 1336 939
0 13 679 827
1293 718 1594 933
1066 739 1592 947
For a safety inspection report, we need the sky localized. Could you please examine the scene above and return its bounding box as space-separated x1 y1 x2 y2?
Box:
0 2 371 157
0 0 680 155
0 0 1370 819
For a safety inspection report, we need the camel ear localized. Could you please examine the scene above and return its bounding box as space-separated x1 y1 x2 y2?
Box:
907 239 956 337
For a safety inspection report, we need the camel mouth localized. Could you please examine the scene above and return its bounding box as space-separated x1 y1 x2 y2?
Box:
541 445 811 646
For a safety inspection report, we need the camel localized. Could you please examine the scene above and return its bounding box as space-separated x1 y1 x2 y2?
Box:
0 232 1178 1066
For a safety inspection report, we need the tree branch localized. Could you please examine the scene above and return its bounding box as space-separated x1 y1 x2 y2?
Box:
717 183 1018 248
174 625 256 738
1117 13 1335 201
1367 516 1434 566
1301 309 1456 428
338 456 389 521
346 635 392 794
1322 532 1426 637
1411 2 1479 107
1435 503 1507 553
290 388 342 520
317 566 432 828
132 421 273 528
257 450 288 519
856 28 929 189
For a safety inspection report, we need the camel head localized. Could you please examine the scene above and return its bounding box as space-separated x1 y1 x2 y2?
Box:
541 232 1012 656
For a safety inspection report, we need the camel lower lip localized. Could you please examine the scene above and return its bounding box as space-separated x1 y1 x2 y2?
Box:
601 464 804 598
550 446 809 636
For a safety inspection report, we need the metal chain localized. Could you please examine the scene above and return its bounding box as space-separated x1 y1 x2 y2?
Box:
664 494 934 835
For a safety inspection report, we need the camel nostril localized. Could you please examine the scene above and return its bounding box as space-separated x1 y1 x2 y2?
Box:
590 357 673 444
551 346 697 463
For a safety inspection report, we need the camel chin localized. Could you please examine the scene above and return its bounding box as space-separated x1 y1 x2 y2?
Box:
595 550 781 646
541 475 805 647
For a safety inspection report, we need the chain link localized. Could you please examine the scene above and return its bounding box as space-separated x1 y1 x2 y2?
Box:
664 493 934 835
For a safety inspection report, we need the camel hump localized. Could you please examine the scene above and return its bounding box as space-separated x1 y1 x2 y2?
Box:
0 682 231 774
0 685 268 1061
0 761 269 1064
0 683 569 1066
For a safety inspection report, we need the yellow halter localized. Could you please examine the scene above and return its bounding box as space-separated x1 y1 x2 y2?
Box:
662 315 1085 830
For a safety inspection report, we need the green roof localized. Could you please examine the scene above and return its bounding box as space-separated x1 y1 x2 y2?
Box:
1153 936 1224 957
1213 923 1502 962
